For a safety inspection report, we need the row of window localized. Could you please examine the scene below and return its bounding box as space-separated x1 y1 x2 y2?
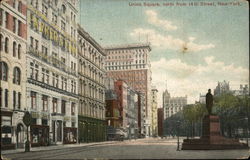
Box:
29 14 77 56
30 36 77 72
30 91 76 115
30 62 77 94
78 39 105 69
79 79 105 102
106 64 146 71
0 61 21 85
78 62 104 85
0 34 22 59
79 101 105 119
8 0 23 13
0 88 21 109
108 49 147 54
0 8 24 37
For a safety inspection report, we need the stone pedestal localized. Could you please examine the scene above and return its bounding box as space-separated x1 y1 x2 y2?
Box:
182 115 248 150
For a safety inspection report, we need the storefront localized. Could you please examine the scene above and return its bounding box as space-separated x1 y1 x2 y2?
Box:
30 124 49 147
63 127 77 144
78 116 106 143
1 111 15 150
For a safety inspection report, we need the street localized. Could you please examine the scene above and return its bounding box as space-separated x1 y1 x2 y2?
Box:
2 138 250 159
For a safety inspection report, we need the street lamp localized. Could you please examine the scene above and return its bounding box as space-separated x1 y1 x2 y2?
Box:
127 124 130 140
176 121 180 151
244 117 249 147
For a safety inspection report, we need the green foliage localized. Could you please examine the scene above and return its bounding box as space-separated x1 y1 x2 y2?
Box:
183 103 207 123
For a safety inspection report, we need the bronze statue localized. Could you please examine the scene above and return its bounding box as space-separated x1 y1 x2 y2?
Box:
206 89 213 115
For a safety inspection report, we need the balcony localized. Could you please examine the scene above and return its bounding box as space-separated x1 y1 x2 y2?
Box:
28 46 77 76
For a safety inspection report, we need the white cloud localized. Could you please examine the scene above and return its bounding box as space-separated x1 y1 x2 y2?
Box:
151 57 249 104
130 28 215 52
145 10 177 31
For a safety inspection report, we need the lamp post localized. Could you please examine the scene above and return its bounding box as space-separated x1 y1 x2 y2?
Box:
176 121 180 151
245 117 249 147
127 124 130 140
23 112 31 152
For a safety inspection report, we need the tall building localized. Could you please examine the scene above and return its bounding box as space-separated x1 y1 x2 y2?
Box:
127 87 138 138
104 43 152 136
0 0 27 150
114 80 128 130
137 92 146 137
151 86 158 137
199 93 206 104
157 108 164 137
105 77 120 129
233 84 249 96
77 25 106 142
214 80 230 96
162 88 187 119
26 0 79 146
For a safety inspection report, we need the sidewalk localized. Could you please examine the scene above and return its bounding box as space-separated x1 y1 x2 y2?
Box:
1 141 119 155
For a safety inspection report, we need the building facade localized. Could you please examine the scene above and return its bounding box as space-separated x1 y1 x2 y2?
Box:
137 92 146 137
104 43 152 136
114 80 128 131
0 0 27 150
233 84 249 96
26 0 79 146
127 87 138 139
214 80 230 96
105 77 120 129
162 88 187 119
77 25 106 143
151 87 158 137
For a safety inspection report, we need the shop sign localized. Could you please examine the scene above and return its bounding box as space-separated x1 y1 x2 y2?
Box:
2 116 11 126
71 117 76 122
64 116 70 121
31 112 40 119
28 12 77 55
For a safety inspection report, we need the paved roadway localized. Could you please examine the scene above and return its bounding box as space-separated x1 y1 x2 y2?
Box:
2 138 250 159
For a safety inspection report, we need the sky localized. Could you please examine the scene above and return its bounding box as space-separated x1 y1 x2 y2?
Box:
79 0 249 105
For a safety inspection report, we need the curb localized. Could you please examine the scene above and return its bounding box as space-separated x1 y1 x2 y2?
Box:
1 141 118 155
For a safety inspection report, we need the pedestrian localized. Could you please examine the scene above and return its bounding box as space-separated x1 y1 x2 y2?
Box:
79 138 81 144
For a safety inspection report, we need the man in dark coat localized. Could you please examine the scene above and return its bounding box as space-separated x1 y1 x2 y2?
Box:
206 89 213 115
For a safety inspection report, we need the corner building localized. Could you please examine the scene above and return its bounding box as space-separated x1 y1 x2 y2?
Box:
77 26 106 143
105 43 152 137
0 0 27 150
26 0 79 146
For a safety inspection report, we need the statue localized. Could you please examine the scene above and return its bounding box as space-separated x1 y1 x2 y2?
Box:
206 89 213 115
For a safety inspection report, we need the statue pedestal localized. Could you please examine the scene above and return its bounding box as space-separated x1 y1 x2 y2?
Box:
182 115 248 150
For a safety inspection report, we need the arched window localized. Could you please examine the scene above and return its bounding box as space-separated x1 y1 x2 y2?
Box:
5 37 9 53
0 62 8 81
18 44 21 59
18 1 22 13
13 0 16 8
0 34 3 51
13 41 17 57
62 5 66 14
13 67 21 85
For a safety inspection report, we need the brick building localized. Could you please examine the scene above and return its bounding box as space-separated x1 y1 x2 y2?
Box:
157 108 164 137
114 80 128 130
104 43 152 136
0 0 27 150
